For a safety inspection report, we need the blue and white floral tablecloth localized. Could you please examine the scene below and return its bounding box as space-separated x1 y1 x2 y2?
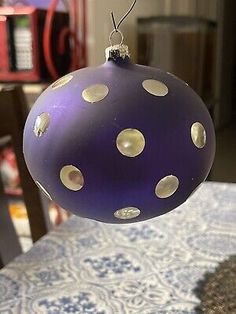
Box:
0 182 236 314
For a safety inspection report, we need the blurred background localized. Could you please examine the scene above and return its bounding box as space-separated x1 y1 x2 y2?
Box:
0 0 235 251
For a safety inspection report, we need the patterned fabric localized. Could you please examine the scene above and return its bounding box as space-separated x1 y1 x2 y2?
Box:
0 182 236 313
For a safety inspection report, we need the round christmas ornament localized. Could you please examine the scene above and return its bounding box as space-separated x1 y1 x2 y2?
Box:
23 1 215 223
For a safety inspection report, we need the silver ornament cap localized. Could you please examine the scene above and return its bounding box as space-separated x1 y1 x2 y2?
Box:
105 44 130 61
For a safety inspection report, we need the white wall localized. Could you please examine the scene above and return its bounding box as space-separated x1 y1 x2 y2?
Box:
86 0 218 66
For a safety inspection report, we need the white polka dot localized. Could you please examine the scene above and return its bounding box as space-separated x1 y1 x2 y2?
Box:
51 75 73 89
35 181 52 200
34 113 50 137
116 129 145 157
155 175 179 198
114 207 141 220
60 165 84 191
82 84 109 103
142 79 168 96
191 122 206 149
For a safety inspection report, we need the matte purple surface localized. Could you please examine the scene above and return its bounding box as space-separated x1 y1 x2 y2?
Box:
23 58 216 223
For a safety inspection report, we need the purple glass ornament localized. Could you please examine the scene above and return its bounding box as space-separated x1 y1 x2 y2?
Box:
23 45 215 223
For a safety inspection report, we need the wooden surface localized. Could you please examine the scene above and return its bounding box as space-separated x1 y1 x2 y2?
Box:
0 85 51 267
0 174 22 267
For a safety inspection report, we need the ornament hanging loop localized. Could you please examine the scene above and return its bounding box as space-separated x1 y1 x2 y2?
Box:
109 0 137 46
109 29 124 46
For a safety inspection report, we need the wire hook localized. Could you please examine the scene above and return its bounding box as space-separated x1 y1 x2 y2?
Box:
110 0 137 31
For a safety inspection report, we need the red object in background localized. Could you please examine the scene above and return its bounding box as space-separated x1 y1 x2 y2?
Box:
0 16 10 72
0 7 41 82
0 146 21 195
43 0 87 79
0 1 87 82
